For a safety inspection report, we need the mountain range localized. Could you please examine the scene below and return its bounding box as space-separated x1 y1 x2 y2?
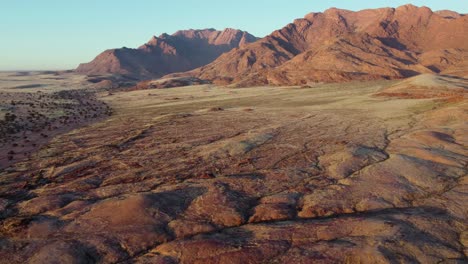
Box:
76 28 258 78
77 4 468 87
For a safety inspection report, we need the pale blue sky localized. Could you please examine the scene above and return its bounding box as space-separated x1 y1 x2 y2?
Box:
1 1 466 71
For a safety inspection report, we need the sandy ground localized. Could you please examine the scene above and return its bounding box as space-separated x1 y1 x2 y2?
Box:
0 74 467 263
0 71 94 93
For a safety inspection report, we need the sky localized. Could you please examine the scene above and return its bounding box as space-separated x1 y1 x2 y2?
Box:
1 0 467 71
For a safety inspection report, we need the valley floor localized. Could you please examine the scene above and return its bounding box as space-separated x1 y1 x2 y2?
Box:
0 75 467 263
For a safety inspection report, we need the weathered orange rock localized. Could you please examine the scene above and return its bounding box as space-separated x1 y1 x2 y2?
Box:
172 5 468 86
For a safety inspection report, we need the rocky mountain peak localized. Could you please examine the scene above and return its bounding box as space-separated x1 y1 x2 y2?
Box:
170 4 467 87
76 28 258 78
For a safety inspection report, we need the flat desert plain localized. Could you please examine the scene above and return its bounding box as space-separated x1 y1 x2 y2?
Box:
0 72 467 263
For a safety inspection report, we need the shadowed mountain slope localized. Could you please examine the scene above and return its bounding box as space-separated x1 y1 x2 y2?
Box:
76 28 258 78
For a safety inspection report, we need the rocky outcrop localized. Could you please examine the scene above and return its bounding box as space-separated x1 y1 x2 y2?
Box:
1 76 467 262
0 73 467 262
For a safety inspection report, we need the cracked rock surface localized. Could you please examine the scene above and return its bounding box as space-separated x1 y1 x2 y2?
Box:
0 77 467 263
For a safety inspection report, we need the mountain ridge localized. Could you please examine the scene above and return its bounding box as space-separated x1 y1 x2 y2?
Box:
166 4 467 86
76 28 258 78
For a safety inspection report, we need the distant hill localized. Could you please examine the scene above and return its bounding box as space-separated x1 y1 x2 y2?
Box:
76 28 258 78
